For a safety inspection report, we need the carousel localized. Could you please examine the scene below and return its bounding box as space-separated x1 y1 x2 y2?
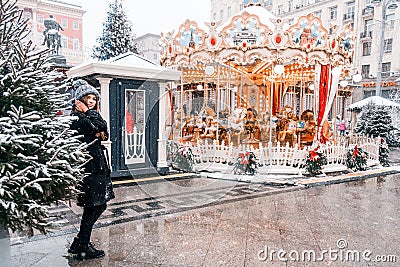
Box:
160 1 381 175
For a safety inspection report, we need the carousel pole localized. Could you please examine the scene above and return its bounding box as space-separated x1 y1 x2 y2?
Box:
180 72 184 141
300 65 304 115
269 79 273 143
333 88 338 141
216 63 220 142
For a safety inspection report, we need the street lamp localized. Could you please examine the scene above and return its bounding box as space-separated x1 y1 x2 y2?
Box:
366 0 399 97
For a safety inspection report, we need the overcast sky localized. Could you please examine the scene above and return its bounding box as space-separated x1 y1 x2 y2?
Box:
80 0 211 50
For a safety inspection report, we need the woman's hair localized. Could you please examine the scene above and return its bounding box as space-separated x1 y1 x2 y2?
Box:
80 94 99 110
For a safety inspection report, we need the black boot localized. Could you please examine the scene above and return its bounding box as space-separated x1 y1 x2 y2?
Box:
68 237 97 255
76 244 105 261
68 237 79 254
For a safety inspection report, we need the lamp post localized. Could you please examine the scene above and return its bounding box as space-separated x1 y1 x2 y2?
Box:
366 0 399 97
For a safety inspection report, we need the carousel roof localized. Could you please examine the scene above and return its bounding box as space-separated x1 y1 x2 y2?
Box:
160 6 355 73
217 5 277 31
347 96 400 110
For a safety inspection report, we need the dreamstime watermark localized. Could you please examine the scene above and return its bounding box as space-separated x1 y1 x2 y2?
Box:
258 239 397 263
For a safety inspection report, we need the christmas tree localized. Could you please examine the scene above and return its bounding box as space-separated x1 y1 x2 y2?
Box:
304 147 327 176
346 145 368 171
0 0 89 235
92 0 137 60
172 145 194 172
354 103 393 139
233 151 258 175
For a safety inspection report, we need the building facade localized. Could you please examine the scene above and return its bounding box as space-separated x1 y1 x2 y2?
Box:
133 33 161 65
211 0 400 102
17 0 87 66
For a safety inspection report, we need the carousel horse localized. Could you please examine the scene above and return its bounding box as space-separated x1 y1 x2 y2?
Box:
299 109 316 147
321 120 333 143
199 118 228 143
227 107 247 132
243 108 261 141
277 118 297 145
199 106 215 118
181 117 196 141
276 107 297 145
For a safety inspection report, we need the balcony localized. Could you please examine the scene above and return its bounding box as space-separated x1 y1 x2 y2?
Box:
343 12 355 21
360 31 373 39
362 8 374 16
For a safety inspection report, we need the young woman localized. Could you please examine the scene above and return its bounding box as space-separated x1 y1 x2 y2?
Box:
68 79 115 260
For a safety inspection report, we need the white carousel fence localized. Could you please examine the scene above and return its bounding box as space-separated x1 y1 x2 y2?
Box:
171 134 381 175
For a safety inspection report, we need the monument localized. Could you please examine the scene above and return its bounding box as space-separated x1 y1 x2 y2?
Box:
42 15 66 66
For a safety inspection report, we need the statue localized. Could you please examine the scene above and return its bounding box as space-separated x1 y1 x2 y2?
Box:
42 15 63 54
227 107 247 132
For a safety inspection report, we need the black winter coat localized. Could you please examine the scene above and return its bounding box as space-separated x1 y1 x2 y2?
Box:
71 109 115 207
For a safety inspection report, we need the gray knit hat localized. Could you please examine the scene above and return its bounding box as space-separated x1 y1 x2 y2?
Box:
73 79 100 100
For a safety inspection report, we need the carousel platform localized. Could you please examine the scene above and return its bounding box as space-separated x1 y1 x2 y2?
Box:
201 165 400 187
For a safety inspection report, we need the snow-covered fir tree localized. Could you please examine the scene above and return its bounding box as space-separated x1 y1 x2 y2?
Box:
92 0 137 60
354 103 393 139
0 0 89 235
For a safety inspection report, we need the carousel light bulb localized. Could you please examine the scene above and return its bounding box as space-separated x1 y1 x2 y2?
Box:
353 73 362 83
309 83 315 90
197 84 203 90
274 64 285 75
340 80 349 87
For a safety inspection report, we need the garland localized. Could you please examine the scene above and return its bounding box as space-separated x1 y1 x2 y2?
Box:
305 147 328 176
233 151 258 175
172 144 194 172
346 145 368 171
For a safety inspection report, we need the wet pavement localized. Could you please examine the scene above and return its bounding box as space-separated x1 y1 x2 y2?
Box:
7 169 400 266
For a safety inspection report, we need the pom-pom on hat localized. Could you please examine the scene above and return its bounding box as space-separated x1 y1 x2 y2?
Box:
73 79 100 100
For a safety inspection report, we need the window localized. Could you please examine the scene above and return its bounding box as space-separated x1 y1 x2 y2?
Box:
288 0 293 12
24 11 31 20
220 10 224 19
382 62 391 77
330 6 337 20
278 5 283 15
314 10 321 18
240 4 244 10
72 21 79 30
364 19 373 33
347 1 355 14
362 42 371 56
62 37 68 49
301 0 307 7
124 89 146 164
385 13 395 29
73 38 79 50
61 18 68 28
213 13 217 21
361 65 370 78
384 38 393 53
228 6 231 17
345 1 355 20
37 14 43 23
